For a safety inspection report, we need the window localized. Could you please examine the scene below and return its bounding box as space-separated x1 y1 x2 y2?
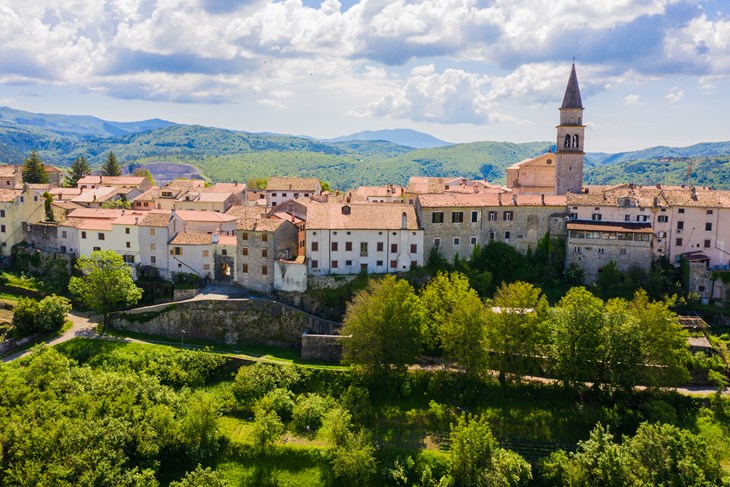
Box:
93 246 101 251
574 247 581 253
377 242 384 252
34 195 38 201
676 238 683 246
81 231 87 239
97 233 105 240
242 232 248 240
282 193 287 198
202 250 209 257
637 215 648 222
242 247 248 256
503 211 513 221
311 242 319 251
262 249 268 257
471 211 478 223
261 234 268 242
0 210 4 217
433 238 441 247
470 236 477 245
488 211 496 221
410 244 417 253
311 260 318 269
592 213 602 221
504 231 511 239
203 264 210 270
0 225 4 233
331 242 338 251
242 263 248 273
125 228 130 234
150 228 155 236
345 241 352 251
262 266 268 275
391 243 398 253
126 242 130 248
360 242 368 256
172 247 182 256
706 222 712 231
452 211 464 223
390 260 397 268
345 260 352 266
625 215 631 222
60 230 67 238
150 256 156 264
453 237 460 246
705 240 711 248
271 193 277 197
707 209 714 215
222 249 227 256
598 248 604 254
489 231 496 240
331 260 338 268
678 208 685 213
658 215 668 223
150 243 156 251
123 255 135 264
376 260 383 266
677 221 684 230
432 212 444 223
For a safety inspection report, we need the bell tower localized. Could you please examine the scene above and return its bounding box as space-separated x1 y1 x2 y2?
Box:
554 63 585 195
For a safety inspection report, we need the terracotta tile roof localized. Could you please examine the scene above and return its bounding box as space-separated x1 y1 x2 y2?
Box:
567 220 653 233
216 235 237 246
174 210 238 223
44 165 63 173
67 208 144 220
194 192 231 202
0 189 21 202
417 192 565 208
266 177 320 192
168 179 205 188
71 186 120 203
226 206 269 219
49 188 82 199
271 211 305 224
354 185 405 198
207 182 246 192
307 203 419 230
134 187 161 201
0 165 20 177
59 217 86 228
237 218 287 232
406 177 451 194
170 232 213 245
77 220 113 231
26 183 53 191
139 211 172 227
568 184 730 209
52 201 82 210
113 214 145 226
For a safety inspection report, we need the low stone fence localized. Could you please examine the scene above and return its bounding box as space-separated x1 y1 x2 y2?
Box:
108 298 340 348
0 335 36 356
173 288 199 301
301 333 349 362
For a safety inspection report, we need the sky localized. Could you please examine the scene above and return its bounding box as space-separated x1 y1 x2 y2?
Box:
0 0 729 153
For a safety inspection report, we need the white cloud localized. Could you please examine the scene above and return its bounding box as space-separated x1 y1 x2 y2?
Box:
625 94 641 104
666 86 684 102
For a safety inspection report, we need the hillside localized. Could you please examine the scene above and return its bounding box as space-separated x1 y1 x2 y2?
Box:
328 128 453 148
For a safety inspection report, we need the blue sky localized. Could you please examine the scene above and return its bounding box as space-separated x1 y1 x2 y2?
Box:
0 0 728 152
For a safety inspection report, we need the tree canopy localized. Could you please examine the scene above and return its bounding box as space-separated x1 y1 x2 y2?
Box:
68 250 143 322
65 154 91 187
21 150 49 184
100 151 122 177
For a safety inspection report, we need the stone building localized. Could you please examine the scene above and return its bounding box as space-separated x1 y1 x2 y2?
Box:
265 177 321 208
565 220 653 283
416 192 567 262
236 218 299 293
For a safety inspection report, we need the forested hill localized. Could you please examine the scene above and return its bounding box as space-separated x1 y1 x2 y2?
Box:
2 106 730 189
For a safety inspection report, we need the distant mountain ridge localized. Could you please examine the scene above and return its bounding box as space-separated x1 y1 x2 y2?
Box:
2 106 730 189
327 128 452 149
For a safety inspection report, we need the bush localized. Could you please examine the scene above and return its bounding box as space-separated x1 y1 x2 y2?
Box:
11 295 70 335
292 393 336 433
232 363 301 409
256 388 295 421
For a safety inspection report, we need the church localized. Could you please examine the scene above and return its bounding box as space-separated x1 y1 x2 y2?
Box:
506 63 585 196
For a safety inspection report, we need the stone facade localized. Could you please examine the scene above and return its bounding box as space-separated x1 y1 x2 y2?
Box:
236 219 299 293
300 333 348 362
417 193 568 262
566 221 653 284
108 298 340 348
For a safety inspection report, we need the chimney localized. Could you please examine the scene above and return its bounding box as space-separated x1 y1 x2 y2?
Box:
498 192 502 206
212 233 219 244
512 194 517 206
691 187 697 201
541 194 545 205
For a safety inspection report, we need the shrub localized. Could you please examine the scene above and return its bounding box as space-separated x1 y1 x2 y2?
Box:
232 363 301 408
11 295 70 335
292 393 336 433
255 388 295 421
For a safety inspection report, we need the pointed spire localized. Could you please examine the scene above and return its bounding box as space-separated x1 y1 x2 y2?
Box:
561 63 583 109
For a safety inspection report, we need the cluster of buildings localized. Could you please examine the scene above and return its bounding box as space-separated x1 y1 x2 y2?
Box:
3 64 730 302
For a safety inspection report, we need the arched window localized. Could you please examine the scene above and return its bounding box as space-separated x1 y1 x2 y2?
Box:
573 134 579 148
563 134 571 147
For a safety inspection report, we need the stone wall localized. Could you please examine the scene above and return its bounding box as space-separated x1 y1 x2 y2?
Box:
308 274 359 290
173 288 199 301
301 333 349 362
108 298 341 348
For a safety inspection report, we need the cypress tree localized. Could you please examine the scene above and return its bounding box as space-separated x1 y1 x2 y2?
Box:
65 155 91 187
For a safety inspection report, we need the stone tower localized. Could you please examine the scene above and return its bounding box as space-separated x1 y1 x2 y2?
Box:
554 63 585 195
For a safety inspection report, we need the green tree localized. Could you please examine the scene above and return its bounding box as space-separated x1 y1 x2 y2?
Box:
419 272 474 350
65 155 91 187
170 465 228 487
448 413 532 487
43 191 54 221
21 150 49 184
12 295 71 335
341 275 424 383
600 298 644 392
440 291 488 378
251 406 283 456
322 407 377 485
595 261 623 299
485 281 550 384
133 167 155 185
549 287 605 388
68 250 143 324
100 151 122 177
